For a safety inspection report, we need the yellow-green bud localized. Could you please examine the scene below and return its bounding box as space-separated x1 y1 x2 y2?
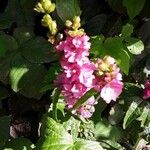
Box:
34 0 55 13
34 2 45 13
68 29 85 37
72 16 81 30
65 20 73 28
41 0 55 13
41 14 52 27
49 20 57 35
42 14 57 35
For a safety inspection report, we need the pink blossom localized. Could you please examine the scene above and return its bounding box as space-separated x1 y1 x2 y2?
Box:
77 96 96 118
94 56 123 103
143 80 150 100
100 79 123 103
55 33 96 118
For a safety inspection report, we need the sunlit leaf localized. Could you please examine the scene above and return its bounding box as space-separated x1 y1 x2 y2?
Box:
125 37 144 55
123 97 142 129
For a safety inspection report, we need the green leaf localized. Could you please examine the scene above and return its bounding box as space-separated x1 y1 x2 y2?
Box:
0 36 6 57
37 117 73 150
107 0 124 14
95 119 121 141
0 11 14 29
100 140 123 150
84 15 107 36
0 116 11 148
0 52 16 84
63 117 81 141
0 34 18 53
121 23 134 37
123 0 146 19
56 0 81 21
0 86 9 101
4 138 34 150
90 35 105 57
9 54 47 99
1 0 35 27
137 104 150 127
123 97 142 129
14 27 35 45
72 140 103 150
104 37 130 74
125 37 144 55
37 117 103 150
21 37 57 63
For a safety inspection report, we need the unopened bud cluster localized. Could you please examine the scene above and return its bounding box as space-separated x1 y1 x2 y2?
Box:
34 0 57 36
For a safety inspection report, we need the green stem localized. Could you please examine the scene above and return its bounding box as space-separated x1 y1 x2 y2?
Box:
52 88 61 121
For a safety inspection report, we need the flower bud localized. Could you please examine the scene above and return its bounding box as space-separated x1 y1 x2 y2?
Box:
34 0 55 13
41 0 55 13
72 16 81 30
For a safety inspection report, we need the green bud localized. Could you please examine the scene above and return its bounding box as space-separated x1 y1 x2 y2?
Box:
34 0 55 13
65 20 73 28
41 14 52 27
72 16 81 30
34 2 45 13
42 14 57 35
41 0 55 13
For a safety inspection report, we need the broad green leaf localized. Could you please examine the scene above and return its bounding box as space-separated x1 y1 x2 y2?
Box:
0 36 5 57
72 140 103 150
14 27 35 45
37 117 103 150
4 138 34 150
0 116 11 149
0 11 14 29
100 140 123 150
84 14 107 36
2 0 35 27
107 0 124 14
90 35 105 57
0 34 18 52
125 37 144 55
123 97 142 129
56 0 81 21
123 0 146 19
121 23 134 37
9 54 47 99
37 117 73 150
137 104 150 127
95 119 121 141
104 37 130 74
0 86 9 101
21 37 57 63
63 117 81 141
0 52 16 84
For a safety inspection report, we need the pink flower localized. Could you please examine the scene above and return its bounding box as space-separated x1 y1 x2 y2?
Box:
77 96 96 118
100 79 123 103
94 56 123 103
55 33 96 118
143 80 150 100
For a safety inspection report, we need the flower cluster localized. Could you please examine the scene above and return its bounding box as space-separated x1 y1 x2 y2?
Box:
143 79 150 100
94 56 123 103
56 33 96 118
